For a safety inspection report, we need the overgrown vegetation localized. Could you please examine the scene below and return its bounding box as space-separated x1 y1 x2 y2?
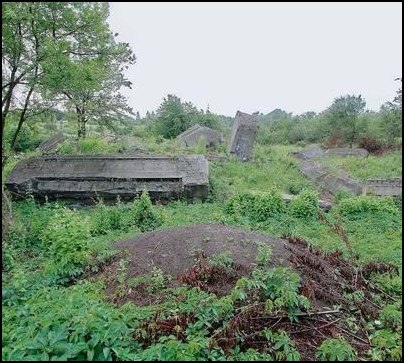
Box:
2 2 401 361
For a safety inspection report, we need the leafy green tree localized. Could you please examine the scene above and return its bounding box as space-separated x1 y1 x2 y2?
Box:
2 2 135 149
154 94 221 138
41 3 135 138
380 77 402 144
325 94 366 147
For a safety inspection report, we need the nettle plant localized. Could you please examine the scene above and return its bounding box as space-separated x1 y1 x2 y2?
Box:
315 338 357 361
231 267 310 321
224 189 286 223
40 207 92 280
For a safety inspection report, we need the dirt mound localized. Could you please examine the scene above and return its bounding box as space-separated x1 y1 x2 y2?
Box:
113 223 291 277
92 224 398 360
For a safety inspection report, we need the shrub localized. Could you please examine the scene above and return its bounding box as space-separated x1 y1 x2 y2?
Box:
334 188 354 203
289 189 320 219
90 199 134 235
359 135 388 155
334 196 399 218
316 338 357 361
225 190 285 223
132 191 163 232
40 207 92 279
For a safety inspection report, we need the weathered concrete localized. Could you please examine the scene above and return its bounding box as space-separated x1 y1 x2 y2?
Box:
292 146 325 160
298 159 363 196
177 124 223 148
5 155 209 203
38 133 66 154
324 148 369 158
227 111 258 161
282 193 332 210
363 178 402 196
293 146 368 160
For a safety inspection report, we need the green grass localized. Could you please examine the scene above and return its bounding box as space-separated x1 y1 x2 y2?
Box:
2 139 402 361
318 151 402 181
211 144 315 197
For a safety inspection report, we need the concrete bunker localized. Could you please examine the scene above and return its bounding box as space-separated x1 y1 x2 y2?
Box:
5 155 209 204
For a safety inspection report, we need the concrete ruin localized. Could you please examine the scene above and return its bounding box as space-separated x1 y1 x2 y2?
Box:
227 111 258 161
293 146 369 160
298 160 363 196
324 148 369 158
38 133 66 154
5 155 209 204
363 178 402 196
177 124 223 148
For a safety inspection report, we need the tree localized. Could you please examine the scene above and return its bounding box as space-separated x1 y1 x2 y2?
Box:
41 3 135 138
2 2 135 151
154 95 221 138
325 95 366 147
380 77 402 143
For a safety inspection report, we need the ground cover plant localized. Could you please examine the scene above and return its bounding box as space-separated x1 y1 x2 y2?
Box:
3 138 402 360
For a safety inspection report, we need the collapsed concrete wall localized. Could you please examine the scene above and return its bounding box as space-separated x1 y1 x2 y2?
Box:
324 148 369 158
298 160 363 196
293 146 368 160
38 133 66 154
177 124 223 148
5 155 209 203
227 111 258 161
363 178 402 196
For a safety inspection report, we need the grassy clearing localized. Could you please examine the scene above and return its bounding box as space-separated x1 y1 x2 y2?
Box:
318 151 402 181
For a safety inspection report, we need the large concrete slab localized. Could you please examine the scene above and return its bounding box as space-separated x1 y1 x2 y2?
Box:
177 124 223 148
5 155 209 203
38 133 66 154
227 111 258 161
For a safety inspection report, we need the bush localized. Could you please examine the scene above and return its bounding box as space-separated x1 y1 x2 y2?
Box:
289 189 320 219
40 207 92 279
359 135 388 155
316 338 357 361
132 191 163 232
334 196 399 218
225 190 285 223
90 200 134 235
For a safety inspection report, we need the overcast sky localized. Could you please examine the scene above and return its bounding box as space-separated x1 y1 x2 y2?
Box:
107 2 402 117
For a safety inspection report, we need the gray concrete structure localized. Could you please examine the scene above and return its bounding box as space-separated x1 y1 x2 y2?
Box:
298 159 363 196
227 111 258 161
177 124 223 148
5 155 209 203
38 133 66 154
324 148 369 158
363 178 402 196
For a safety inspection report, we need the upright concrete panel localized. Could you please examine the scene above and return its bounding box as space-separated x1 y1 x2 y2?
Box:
5 155 209 204
227 111 258 161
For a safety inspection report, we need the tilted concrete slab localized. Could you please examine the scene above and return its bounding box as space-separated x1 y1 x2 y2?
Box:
177 124 223 148
227 111 258 161
38 133 66 154
5 155 209 203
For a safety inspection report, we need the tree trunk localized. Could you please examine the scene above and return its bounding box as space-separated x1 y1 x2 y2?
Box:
76 108 87 139
10 84 36 150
